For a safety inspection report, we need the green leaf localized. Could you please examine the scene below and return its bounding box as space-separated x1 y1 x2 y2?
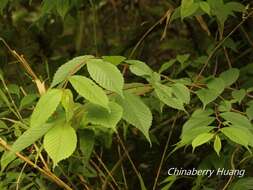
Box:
102 56 126 66
171 83 190 104
196 77 225 108
69 75 109 109
176 54 190 64
125 60 153 77
207 0 244 27
56 0 71 18
218 100 231 112
19 94 38 109
160 176 177 190
115 92 152 143
44 123 77 167
154 83 184 111
199 2 211 15
87 59 124 96
50 55 93 88
41 0 56 15
232 89 246 104
226 2 245 12
0 0 8 14
219 68 239 87
182 109 215 136
220 112 252 130
192 133 214 151
85 102 123 130
231 177 253 190
207 78 225 94
79 130 95 167
178 126 214 148
30 89 63 128
1 122 55 171
181 0 199 19
246 104 253 121
220 127 251 148
196 89 218 108
214 135 222 156
138 173 147 190
61 89 74 122
159 59 176 74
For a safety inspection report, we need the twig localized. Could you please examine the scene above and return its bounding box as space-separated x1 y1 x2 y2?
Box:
222 147 240 190
0 138 73 190
192 11 253 86
152 113 178 190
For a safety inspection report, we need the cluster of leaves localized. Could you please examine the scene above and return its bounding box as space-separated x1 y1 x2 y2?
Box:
1 0 253 190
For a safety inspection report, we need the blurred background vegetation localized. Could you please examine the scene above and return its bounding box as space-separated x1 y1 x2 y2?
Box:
1 0 253 189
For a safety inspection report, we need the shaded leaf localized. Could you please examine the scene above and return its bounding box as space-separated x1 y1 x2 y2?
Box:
126 60 153 77
79 130 95 167
115 92 152 143
30 89 63 128
154 83 184 111
220 112 252 130
50 55 93 87
219 68 239 87
69 75 109 109
85 102 123 130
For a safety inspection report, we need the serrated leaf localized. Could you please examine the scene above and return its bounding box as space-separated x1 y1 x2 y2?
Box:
85 102 123 130
69 75 109 109
50 55 93 88
1 122 55 171
31 89 63 128
87 59 124 96
219 68 239 87
154 83 184 111
102 56 126 65
214 135 221 156
171 83 190 104
61 89 74 122
79 130 95 167
44 123 77 167
220 112 252 130
115 92 152 143
125 60 153 77
181 0 199 19
192 133 214 151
